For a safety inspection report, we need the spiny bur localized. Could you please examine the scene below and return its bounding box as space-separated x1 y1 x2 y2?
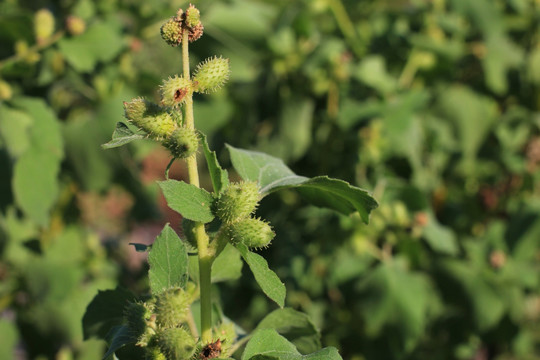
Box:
160 16 183 47
124 301 152 341
164 127 199 159
123 98 177 140
145 347 166 360
154 288 190 329
156 327 196 360
193 57 230 94
214 181 260 224
227 217 275 249
160 75 193 107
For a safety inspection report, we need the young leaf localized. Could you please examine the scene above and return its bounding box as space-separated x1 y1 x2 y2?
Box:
158 180 215 223
103 325 133 360
102 122 144 149
235 243 285 308
242 329 343 360
256 308 321 354
200 132 229 194
226 145 378 223
148 224 189 295
83 287 136 340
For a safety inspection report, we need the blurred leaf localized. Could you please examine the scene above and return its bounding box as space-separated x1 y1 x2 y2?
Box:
101 122 144 149
422 213 459 255
58 21 125 72
256 308 321 354
235 243 285 308
103 325 132 360
354 56 397 95
158 180 215 223
483 36 523 94
148 224 189 295
200 132 229 194
227 145 378 223
82 287 135 340
0 319 18 360
242 329 342 360
195 96 233 134
356 260 434 351
0 104 32 157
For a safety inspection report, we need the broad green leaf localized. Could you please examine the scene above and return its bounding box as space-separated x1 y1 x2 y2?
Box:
82 287 136 340
158 180 214 223
195 96 233 134
354 56 397 95
227 145 377 223
189 243 243 283
235 243 285 308
58 21 125 72
102 122 144 149
13 149 60 226
103 325 133 360
356 260 435 352
422 213 459 255
148 224 189 295
200 133 229 194
0 105 33 157
256 308 321 354
0 319 18 360
242 329 342 360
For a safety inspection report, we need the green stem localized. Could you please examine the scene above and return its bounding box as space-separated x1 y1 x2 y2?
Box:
181 28 213 344
327 0 363 58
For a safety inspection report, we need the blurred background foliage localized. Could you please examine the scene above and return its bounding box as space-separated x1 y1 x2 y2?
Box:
0 0 539 359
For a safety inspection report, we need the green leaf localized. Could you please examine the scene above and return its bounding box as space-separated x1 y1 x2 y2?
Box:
200 133 229 194
158 180 215 223
256 308 321 354
189 243 243 283
422 213 459 255
102 122 144 149
235 243 285 308
242 329 342 360
82 287 136 340
0 319 18 360
58 21 125 72
103 325 133 360
227 145 377 223
0 104 33 158
148 224 189 295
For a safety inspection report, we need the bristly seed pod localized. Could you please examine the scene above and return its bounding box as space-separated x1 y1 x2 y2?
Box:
163 127 199 159
156 327 196 360
123 98 177 140
160 16 183 47
145 347 166 360
227 217 275 249
214 181 259 224
123 301 152 340
185 4 201 28
160 75 194 107
193 56 230 94
154 288 190 329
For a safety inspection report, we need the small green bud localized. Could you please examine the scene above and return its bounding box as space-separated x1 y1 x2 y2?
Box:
124 301 152 340
123 98 177 139
164 127 199 159
160 16 183 47
215 181 259 224
66 15 86 36
154 288 190 329
156 327 196 360
193 57 230 94
227 217 275 249
160 75 194 107
145 347 166 360
185 4 201 28
0 80 13 100
35 9 55 44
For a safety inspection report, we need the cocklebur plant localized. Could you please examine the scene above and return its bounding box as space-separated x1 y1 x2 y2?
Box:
83 5 378 360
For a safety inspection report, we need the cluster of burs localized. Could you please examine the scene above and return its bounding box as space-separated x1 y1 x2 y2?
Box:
120 5 275 360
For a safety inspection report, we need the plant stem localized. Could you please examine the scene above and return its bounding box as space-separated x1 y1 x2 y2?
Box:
181 28 213 344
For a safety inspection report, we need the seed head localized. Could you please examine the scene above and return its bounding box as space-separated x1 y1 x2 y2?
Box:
214 181 259 224
123 98 177 139
160 75 194 107
193 57 230 94
160 16 183 47
164 127 199 159
156 327 196 360
154 288 190 329
227 217 275 249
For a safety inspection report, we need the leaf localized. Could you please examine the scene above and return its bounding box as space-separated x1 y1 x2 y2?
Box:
82 287 136 340
102 122 144 149
103 325 133 360
200 133 229 194
235 243 285 308
242 329 342 360
0 319 18 360
256 308 321 354
354 56 397 95
0 104 33 158
158 180 215 223
128 243 151 252
189 243 243 283
148 224 189 295
58 21 125 72
422 213 459 255
227 145 378 223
